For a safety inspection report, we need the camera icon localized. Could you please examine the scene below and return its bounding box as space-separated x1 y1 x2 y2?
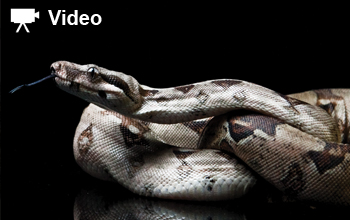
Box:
11 8 39 33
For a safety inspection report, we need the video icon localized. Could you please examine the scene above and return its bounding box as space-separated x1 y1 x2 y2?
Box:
11 8 40 33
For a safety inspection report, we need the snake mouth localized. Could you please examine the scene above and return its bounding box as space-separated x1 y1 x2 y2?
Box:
53 75 81 93
50 61 85 89
50 66 66 86
50 61 72 80
50 62 75 88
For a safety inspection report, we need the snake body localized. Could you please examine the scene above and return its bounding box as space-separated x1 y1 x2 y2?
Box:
49 61 350 205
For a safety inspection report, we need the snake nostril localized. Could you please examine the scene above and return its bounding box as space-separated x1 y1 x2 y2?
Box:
50 66 56 75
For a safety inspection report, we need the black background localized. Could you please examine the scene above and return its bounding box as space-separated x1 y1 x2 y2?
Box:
1 2 349 219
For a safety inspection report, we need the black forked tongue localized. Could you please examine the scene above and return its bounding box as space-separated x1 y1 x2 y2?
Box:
9 74 56 94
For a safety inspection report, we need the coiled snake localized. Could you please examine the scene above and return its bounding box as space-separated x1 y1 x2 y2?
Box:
12 61 350 205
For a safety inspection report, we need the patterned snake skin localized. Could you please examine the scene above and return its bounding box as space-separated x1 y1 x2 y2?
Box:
45 61 350 205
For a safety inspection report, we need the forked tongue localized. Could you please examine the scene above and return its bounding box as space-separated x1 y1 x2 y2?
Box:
9 75 55 94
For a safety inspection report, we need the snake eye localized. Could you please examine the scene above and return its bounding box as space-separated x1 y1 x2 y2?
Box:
87 67 99 79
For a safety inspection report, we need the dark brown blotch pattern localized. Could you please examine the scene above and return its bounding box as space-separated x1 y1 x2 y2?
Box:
318 103 335 115
173 149 195 160
219 139 234 153
139 88 159 97
278 93 306 113
281 163 306 197
314 89 349 144
228 115 282 142
183 119 211 134
175 84 195 93
174 149 195 181
307 142 350 174
314 89 340 101
120 125 150 148
77 123 93 156
282 95 307 106
314 89 343 115
212 79 242 88
127 154 146 179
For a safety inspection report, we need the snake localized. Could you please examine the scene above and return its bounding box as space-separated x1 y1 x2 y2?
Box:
11 61 350 206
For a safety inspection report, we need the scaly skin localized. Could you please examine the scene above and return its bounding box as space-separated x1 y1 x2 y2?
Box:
48 61 349 205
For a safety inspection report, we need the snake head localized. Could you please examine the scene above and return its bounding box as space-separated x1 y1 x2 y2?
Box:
51 61 142 114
